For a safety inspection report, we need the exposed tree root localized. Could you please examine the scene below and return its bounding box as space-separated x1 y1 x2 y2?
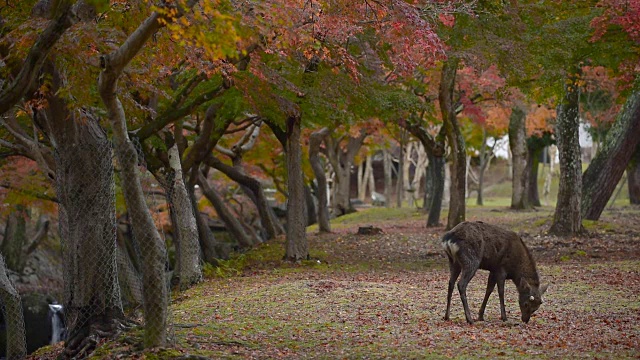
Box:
63 311 134 359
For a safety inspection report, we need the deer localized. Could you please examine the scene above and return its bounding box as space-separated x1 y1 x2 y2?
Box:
442 221 548 324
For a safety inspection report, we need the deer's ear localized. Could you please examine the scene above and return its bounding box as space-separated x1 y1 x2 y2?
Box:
539 283 549 295
519 278 531 291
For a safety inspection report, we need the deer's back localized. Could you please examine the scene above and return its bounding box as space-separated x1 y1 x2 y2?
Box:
442 221 526 273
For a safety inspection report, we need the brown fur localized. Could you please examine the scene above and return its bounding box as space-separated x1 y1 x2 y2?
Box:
442 221 548 324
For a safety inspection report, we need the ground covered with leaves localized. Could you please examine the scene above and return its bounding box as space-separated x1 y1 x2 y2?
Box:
34 205 640 359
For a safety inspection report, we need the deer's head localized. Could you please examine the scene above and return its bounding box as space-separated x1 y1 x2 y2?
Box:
518 279 549 323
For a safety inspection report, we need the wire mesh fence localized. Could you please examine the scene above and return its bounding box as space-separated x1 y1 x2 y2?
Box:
0 123 206 357
55 135 122 354
163 144 203 291
0 255 27 360
50 131 179 355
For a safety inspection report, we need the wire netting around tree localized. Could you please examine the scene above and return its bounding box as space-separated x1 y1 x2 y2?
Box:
54 135 174 353
0 255 27 360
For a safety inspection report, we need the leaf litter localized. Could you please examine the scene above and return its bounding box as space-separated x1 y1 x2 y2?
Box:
35 206 640 359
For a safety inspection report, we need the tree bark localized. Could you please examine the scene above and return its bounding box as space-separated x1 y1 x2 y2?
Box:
357 162 364 201
404 120 446 227
31 61 124 356
98 9 170 347
189 188 227 262
581 90 640 219
367 155 375 202
629 144 640 205
439 58 466 230
383 149 393 208
1 206 27 273
543 145 557 205
509 107 530 210
476 162 485 206
304 185 317 226
396 132 406 208
550 73 584 235
25 214 50 255
527 145 542 207
0 255 26 360
403 141 413 206
412 143 427 201
197 173 255 249
285 115 308 261
115 229 143 309
323 130 367 215
166 144 202 290
476 127 496 206
356 156 368 202
53 118 124 357
309 127 331 233
426 154 445 227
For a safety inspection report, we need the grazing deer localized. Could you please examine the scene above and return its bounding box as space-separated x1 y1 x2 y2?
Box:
442 221 548 324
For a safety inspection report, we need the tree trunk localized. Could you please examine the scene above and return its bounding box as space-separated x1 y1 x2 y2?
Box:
205 156 284 240
335 156 352 214
403 141 413 206
404 120 446 225
527 145 542 207
367 155 375 202
476 128 495 206
439 58 466 230
426 154 445 227
358 154 376 202
54 119 125 357
0 255 26 360
99 22 169 345
323 130 366 215
509 107 530 210
423 157 434 213
477 166 485 206
412 143 427 200
30 63 124 356
383 149 393 208
166 144 202 290
357 161 366 202
25 214 50 256
309 128 331 233
189 189 227 262
1 206 27 273
581 90 640 219
507 147 513 180
197 174 255 249
543 145 557 205
550 74 584 235
629 145 640 205
304 185 317 226
396 134 405 208
115 229 143 309
284 115 308 261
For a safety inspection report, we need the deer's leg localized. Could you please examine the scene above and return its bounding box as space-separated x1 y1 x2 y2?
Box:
478 273 497 321
444 256 461 321
496 271 508 321
457 258 480 325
